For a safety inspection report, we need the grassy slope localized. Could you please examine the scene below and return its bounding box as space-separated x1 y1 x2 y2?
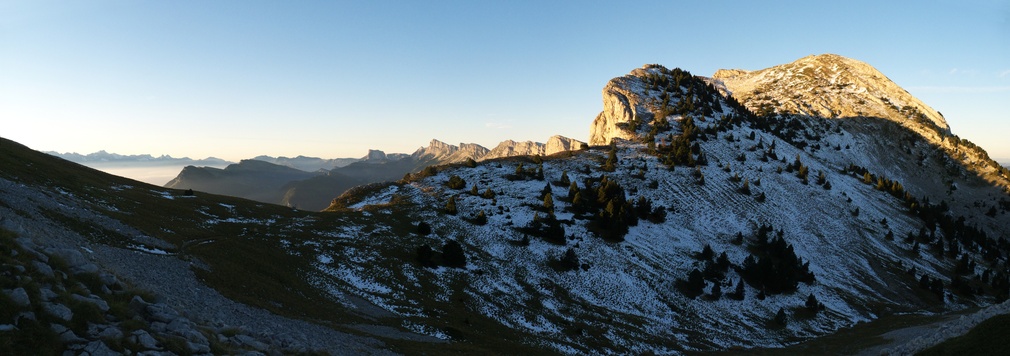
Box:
917 313 1010 356
0 137 534 354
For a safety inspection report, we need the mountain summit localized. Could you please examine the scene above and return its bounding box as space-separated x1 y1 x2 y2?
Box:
713 53 949 132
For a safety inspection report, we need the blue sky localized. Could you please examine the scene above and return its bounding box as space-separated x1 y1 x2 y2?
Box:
3 0 1009 162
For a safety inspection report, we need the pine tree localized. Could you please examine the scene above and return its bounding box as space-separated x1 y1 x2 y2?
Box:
416 221 432 235
805 294 820 313
774 308 788 326
444 195 458 215
447 175 466 189
733 279 745 300
740 179 751 195
470 184 479 196
603 148 618 172
560 248 579 271
442 240 466 268
683 268 706 298
710 282 722 300
732 232 744 245
699 244 715 261
559 171 571 185
472 210 487 225
416 244 436 268
568 181 580 200
543 193 554 211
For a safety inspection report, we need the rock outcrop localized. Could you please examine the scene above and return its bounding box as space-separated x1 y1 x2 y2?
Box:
589 67 656 146
483 140 544 160
545 135 587 156
364 149 388 161
410 139 490 164
412 137 586 163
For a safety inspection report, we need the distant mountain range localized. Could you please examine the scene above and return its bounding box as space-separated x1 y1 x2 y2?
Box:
164 135 588 210
46 150 231 166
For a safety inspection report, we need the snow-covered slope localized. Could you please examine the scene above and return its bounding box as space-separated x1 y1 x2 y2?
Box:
712 54 1008 188
313 61 1010 353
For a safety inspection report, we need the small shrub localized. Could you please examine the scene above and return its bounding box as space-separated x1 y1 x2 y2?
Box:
446 175 466 190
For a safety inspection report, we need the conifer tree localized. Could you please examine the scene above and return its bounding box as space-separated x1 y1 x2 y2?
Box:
560 248 579 271
774 308 788 326
447 175 466 189
568 181 580 200
700 244 715 261
602 145 618 172
444 195 458 215
442 240 466 268
543 193 554 211
416 221 432 235
806 293 821 313
416 244 436 268
472 210 487 225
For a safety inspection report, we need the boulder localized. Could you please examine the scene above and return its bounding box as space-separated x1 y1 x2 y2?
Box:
131 329 161 350
71 294 110 312
146 303 180 323
43 302 73 321
46 248 99 275
31 261 54 279
4 287 30 307
81 340 119 356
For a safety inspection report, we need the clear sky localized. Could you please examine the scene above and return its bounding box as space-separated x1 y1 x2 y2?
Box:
3 1 1009 162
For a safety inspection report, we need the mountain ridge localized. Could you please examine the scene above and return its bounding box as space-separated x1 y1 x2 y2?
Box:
164 135 587 210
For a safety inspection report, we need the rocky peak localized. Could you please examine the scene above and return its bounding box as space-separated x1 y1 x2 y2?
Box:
483 140 545 161
363 149 387 161
545 135 586 155
412 139 489 164
588 68 652 146
589 64 737 146
712 54 950 134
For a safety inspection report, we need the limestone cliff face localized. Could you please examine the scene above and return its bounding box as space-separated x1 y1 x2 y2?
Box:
411 139 489 164
713 54 950 134
410 136 585 163
589 69 654 146
545 135 586 156
483 140 545 160
364 149 388 161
